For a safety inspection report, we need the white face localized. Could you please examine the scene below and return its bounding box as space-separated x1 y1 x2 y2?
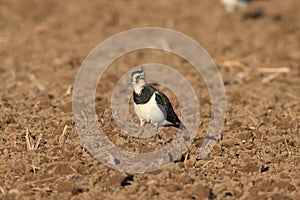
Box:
131 70 146 94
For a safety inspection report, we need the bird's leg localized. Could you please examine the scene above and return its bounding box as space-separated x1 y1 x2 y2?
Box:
138 120 145 137
154 123 161 141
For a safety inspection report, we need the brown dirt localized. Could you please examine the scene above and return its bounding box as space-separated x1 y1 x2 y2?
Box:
1 0 300 199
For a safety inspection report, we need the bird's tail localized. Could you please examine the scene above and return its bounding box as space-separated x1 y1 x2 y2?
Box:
179 122 186 130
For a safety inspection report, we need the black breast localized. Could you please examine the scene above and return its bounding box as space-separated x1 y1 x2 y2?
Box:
133 85 156 104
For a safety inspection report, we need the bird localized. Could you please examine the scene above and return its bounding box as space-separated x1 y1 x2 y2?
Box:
130 67 186 138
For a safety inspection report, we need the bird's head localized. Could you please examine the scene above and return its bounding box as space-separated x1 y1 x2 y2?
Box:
130 67 146 94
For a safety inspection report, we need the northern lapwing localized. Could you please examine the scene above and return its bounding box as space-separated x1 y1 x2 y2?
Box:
130 67 186 137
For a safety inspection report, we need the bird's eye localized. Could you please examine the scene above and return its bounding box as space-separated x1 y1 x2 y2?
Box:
135 75 140 82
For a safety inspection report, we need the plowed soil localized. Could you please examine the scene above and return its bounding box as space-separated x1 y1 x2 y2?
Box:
1 0 299 199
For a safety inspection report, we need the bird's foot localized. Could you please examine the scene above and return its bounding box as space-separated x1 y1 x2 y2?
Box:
137 127 145 138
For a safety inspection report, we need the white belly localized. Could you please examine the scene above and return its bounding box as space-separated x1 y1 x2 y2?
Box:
134 94 165 124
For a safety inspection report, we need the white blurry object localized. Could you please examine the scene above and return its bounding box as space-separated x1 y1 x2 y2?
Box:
221 0 249 12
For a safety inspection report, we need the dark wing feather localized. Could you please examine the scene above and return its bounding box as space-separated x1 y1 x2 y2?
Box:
154 91 182 125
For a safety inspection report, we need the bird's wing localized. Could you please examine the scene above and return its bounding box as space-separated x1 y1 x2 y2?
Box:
154 91 181 125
